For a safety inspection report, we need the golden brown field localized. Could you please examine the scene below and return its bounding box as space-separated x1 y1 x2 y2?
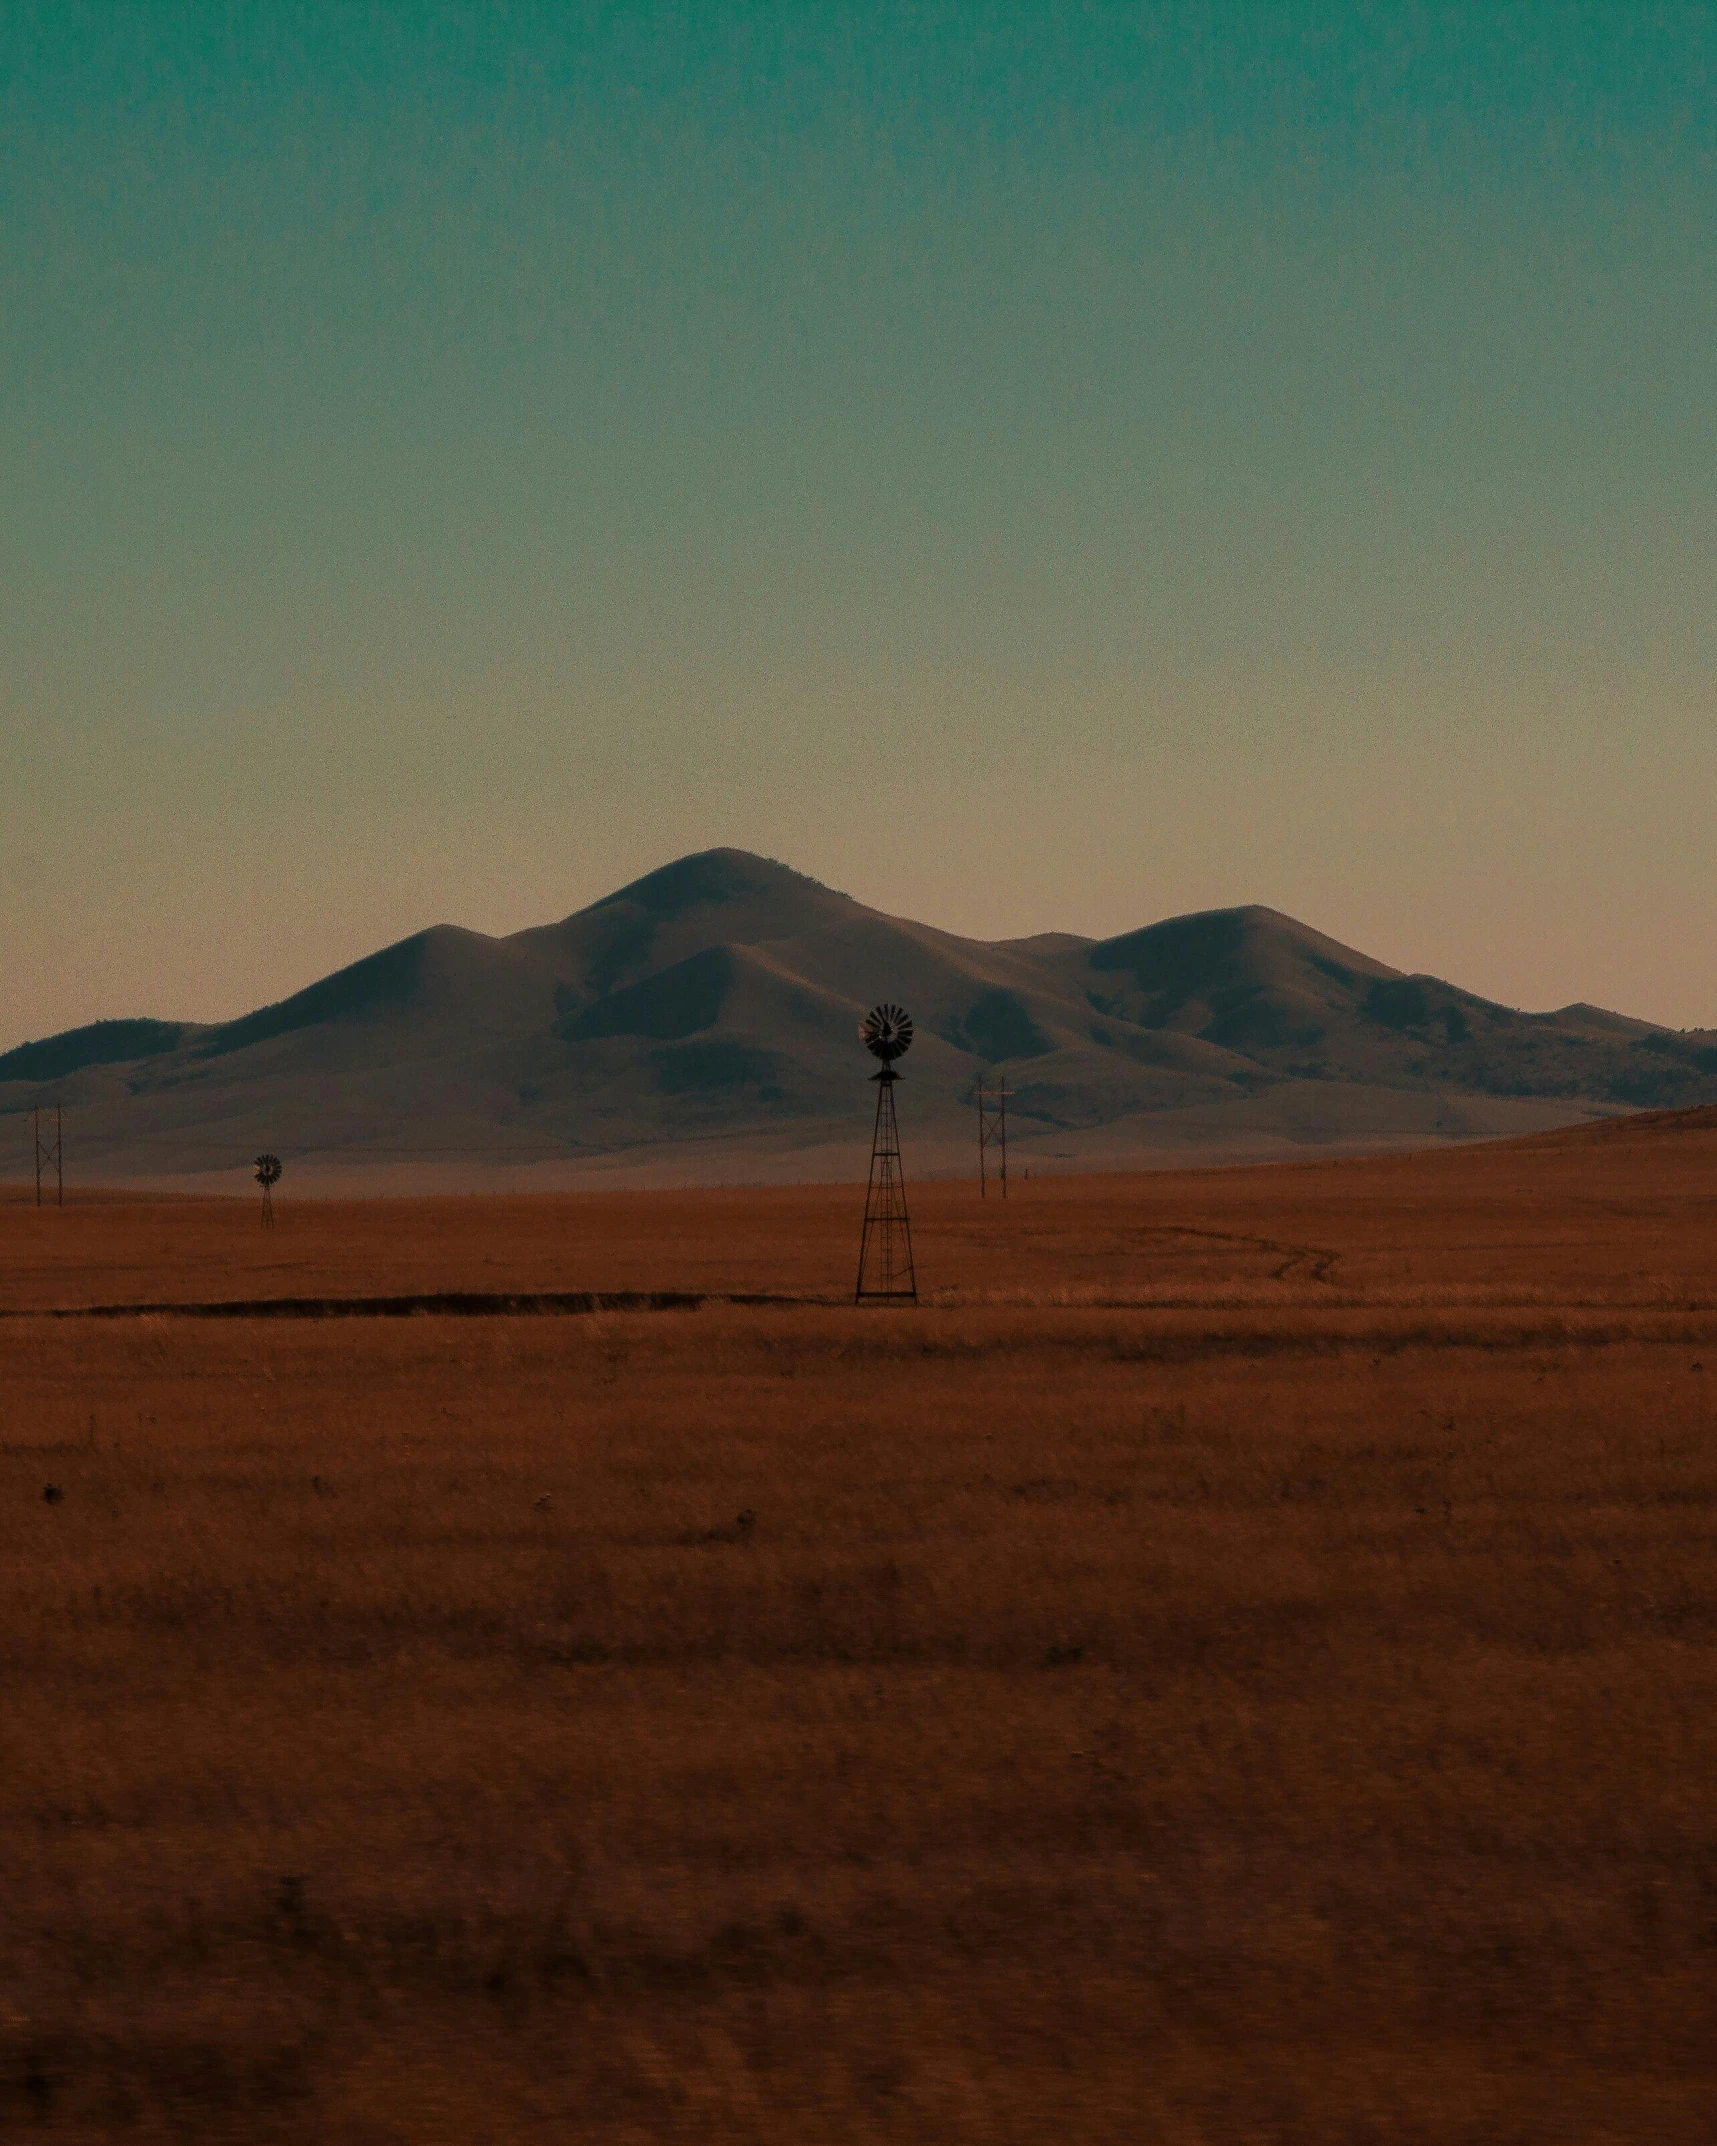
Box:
4 1112 1717 2142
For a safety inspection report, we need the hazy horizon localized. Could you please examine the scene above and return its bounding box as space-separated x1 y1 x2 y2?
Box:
5 3 1714 1048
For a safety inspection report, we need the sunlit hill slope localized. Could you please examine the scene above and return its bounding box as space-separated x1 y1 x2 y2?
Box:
4 850 1714 1183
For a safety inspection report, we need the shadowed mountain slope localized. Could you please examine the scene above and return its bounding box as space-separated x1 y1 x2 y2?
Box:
4 849 1714 1183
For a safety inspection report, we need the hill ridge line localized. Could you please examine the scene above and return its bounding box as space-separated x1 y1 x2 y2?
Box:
4 845 1713 1176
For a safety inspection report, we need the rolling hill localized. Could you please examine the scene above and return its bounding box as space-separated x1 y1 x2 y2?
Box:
4 849 1714 1187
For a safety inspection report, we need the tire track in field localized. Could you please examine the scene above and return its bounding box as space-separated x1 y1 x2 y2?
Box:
1104 1223 1341 1285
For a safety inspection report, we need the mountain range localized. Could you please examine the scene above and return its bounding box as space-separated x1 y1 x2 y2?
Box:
4 849 1714 1187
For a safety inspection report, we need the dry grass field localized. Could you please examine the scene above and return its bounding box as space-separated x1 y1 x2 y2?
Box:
4 1110 1717 2141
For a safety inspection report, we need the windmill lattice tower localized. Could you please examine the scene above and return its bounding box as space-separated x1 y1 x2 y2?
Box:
855 1004 918 1304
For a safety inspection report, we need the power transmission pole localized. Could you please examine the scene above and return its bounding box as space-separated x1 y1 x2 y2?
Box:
33 1106 63 1209
977 1075 1009 1199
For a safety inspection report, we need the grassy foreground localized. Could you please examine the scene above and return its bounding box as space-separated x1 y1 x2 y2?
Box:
3 1121 1717 2141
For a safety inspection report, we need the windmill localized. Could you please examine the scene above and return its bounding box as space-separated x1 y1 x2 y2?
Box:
254 1153 282 1227
855 1004 917 1304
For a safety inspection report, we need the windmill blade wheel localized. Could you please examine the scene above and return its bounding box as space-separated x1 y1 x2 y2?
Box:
860 1003 914 1063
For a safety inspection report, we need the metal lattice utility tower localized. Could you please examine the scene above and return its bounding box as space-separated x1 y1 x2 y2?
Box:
254 1153 282 1228
976 1075 1009 1198
855 1004 918 1304
33 1105 63 1208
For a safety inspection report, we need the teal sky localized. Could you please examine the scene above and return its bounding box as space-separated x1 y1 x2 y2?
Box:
4 1 1714 1046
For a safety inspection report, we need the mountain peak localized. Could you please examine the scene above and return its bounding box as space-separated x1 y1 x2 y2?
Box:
1088 902 1398 1000
592 849 847 921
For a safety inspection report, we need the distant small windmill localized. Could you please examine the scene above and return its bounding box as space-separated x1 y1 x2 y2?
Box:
855 1004 917 1304
254 1153 282 1227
